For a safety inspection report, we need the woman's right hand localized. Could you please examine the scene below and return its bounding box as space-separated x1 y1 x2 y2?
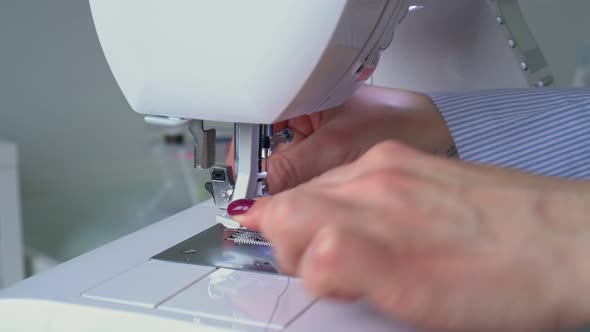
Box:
227 85 455 194
237 141 590 332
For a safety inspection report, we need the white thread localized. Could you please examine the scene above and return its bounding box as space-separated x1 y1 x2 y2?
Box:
266 277 290 331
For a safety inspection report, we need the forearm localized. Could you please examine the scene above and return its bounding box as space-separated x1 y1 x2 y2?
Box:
457 162 590 330
538 186 590 330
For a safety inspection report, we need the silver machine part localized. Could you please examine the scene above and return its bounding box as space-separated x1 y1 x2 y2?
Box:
228 230 273 247
231 123 263 202
151 224 279 274
188 120 216 169
205 165 236 209
195 122 282 209
262 124 273 173
270 128 294 150
170 124 279 274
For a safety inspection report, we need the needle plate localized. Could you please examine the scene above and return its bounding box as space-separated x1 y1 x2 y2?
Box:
151 224 279 274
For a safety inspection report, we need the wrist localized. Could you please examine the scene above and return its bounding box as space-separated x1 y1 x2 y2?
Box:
413 93 456 157
541 189 590 329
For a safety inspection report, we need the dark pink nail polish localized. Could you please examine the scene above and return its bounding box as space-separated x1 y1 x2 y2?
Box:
227 198 255 216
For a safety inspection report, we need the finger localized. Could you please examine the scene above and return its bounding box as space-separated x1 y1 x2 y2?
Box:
266 127 361 193
244 167 466 254
298 224 397 299
234 196 271 231
261 191 363 275
287 115 315 137
304 167 474 250
244 189 375 275
273 121 288 133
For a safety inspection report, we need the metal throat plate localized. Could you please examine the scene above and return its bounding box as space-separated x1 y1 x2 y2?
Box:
151 224 280 274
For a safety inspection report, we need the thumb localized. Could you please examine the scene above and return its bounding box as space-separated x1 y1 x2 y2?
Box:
233 196 271 231
267 127 356 193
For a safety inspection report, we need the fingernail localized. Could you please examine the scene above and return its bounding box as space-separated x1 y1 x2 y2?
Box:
227 198 255 216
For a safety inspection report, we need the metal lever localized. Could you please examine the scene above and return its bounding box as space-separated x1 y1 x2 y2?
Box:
204 165 235 209
270 128 294 150
188 120 216 169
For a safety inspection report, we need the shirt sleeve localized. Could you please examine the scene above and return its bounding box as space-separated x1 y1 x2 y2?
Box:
427 88 590 179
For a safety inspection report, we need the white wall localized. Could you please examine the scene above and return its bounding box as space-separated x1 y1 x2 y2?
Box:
373 0 529 91
0 142 25 288
520 0 590 86
0 1 159 194
373 0 590 91
0 1 206 265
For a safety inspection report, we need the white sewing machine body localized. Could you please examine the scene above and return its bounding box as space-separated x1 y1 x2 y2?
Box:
0 202 414 332
90 0 413 210
0 0 567 331
91 0 408 124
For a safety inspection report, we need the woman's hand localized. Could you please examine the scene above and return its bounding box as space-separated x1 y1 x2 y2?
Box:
227 85 454 194
236 141 590 332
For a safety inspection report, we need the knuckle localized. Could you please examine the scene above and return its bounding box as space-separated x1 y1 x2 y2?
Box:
309 226 346 270
373 140 408 156
357 174 387 195
302 226 347 290
273 193 300 221
261 197 298 237
361 141 414 166
368 172 396 191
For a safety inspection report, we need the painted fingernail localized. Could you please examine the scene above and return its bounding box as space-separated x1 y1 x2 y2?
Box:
227 198 255 216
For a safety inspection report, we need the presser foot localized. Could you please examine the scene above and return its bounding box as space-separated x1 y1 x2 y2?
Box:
204 165 236 210
204 165 268 210
216 213 243 230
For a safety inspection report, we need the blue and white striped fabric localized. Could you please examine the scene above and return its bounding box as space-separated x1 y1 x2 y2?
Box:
428 88 590 179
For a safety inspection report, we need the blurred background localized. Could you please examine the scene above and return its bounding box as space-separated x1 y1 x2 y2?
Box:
0 0 233 280
0 0 589 288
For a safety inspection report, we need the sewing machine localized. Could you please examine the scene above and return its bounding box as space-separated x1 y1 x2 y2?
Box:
0 1 418 331
0 0 563 331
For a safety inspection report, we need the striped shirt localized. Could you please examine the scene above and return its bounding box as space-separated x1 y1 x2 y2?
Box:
428 88 590 179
